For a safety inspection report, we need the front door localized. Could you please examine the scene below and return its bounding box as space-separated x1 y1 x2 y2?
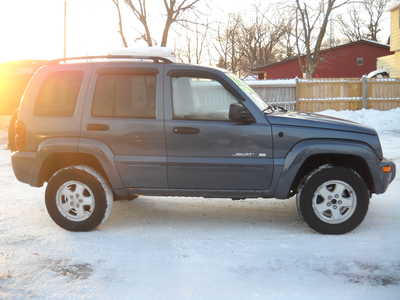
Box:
165 72 273 190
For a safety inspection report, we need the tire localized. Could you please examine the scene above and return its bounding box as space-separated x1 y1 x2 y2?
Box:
45 166 113 231
296 165 369 234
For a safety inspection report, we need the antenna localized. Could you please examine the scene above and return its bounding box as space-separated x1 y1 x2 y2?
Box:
64 0 67 58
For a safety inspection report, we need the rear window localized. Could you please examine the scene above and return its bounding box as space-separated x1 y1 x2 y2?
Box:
0 74 32 115
34 71 83 116
92 74 156 119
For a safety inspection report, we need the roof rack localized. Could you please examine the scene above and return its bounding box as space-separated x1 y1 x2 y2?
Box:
48 55 174 65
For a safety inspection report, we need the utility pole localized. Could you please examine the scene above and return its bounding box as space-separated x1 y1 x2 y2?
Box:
329 18 334 48
64 0 67 58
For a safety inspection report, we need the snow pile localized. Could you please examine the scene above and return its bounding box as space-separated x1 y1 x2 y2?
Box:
246 79 296 87
299 97 362 101
319 108 400 135
318 108 400 158
299 78 360 83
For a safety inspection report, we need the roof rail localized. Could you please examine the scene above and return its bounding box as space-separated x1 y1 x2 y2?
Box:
48 55 174 64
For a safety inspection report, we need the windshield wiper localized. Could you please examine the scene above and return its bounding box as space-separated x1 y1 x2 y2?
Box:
262 105 275 113
272 105 288 112
263 104 288 113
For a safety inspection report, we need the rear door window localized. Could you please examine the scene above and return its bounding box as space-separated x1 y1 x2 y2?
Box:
92 74 156 119
34 71 83 116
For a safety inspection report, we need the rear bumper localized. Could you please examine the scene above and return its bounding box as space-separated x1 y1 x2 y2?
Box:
11 151 41 186
373 159 396 194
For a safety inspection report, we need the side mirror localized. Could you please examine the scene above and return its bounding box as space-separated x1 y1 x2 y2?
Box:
229 103 254 123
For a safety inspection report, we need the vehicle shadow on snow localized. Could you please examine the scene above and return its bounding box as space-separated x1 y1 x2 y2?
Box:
104 196 306 232
316 260 400 287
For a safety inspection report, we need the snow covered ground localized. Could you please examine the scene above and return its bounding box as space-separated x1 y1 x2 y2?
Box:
0 109 399 300
0 116 10 148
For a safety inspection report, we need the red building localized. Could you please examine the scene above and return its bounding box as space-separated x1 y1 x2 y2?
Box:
253 40 391 79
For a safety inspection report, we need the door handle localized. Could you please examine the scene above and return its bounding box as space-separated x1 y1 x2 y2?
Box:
87 123 110 131
173 127 200 135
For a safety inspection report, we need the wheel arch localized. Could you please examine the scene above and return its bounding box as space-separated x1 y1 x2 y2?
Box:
291 154 373 195
38 152 107 186
273 139 378 199
35 138 124 192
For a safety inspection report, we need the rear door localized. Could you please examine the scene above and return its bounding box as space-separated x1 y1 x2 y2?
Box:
164 68 274 190
81 63 167 188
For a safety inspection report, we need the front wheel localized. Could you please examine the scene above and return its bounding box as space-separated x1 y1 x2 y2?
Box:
45 166 113 231
297 165 369 234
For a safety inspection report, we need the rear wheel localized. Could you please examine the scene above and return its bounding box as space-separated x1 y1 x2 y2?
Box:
297 165 369 234
45 166 113 231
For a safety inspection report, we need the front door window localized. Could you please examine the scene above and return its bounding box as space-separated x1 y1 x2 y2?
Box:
172 77 239 121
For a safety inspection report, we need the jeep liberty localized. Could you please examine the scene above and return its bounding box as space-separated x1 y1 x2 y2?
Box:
10 55 396 234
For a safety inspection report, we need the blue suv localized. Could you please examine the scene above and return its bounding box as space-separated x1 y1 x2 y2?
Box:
10 55 396 234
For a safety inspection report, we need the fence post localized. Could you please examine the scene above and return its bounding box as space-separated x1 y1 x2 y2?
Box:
295 77 299 111
361 76 368 109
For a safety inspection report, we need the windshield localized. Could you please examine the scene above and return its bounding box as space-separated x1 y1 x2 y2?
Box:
226 73 268 111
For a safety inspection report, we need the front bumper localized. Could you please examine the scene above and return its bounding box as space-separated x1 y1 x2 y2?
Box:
374 159 396 194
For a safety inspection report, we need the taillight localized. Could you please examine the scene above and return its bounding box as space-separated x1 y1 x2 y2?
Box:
15 120 26 151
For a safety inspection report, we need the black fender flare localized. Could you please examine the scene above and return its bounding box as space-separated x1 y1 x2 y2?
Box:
273 139 379 199
34 138 124 191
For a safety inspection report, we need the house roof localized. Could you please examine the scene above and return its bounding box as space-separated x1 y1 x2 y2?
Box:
252 39 390 72
387 1 400 11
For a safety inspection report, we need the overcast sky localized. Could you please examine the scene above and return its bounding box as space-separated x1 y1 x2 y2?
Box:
0 0 392 62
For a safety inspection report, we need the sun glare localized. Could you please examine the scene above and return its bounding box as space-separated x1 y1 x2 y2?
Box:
0 0 123 62
0 1 65 61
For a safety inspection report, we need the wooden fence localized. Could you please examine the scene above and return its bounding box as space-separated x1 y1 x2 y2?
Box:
367 79 400 110
248 80 297 111
296 78 400 112
248 78 400 112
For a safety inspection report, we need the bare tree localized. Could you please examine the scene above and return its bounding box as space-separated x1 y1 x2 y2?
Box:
160 0 201 46
214 14 246 76
112 0 129 47
177 23 209 64
364 0 389 41
214 8 292 77
239 7 288 71
295 0 350 78
113 0 202 47
125 0 153 46
337 6 365 42
338 0 390 42
278 19 297 60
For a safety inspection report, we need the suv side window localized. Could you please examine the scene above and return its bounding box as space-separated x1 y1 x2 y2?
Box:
172 77 239 121
92 74 156 119
34 71 83 116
